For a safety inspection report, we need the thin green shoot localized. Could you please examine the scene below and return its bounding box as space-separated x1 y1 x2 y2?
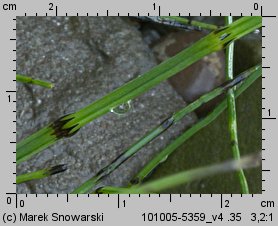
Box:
16 164 67 184
97 152 261 194
71 65 260 194
225 16 249 194
16 74 54 89
135 16 218 31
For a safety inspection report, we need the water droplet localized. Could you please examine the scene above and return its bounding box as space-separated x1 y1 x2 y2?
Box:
254 29 260 34
111 100 132 115
36 99 42 106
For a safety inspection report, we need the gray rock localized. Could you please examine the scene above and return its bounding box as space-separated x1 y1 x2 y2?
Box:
16 17 196 193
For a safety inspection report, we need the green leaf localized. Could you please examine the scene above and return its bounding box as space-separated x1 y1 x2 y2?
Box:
16 74 54 88
16 164 67 184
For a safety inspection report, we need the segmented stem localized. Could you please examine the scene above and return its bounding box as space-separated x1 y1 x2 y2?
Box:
16 74 54 88
225 16 249 194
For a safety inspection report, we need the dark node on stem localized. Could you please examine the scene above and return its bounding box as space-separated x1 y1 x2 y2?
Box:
222 74 247 90
230 139 238 147
219 33 230 40
130 166 158 185
95 187 105 194
50 114 80 139
95 167 107 178
130 177 140 185
46 164 68 176
222 39 233 49
151 17 199 31
160 116 174 130
96 153 128 180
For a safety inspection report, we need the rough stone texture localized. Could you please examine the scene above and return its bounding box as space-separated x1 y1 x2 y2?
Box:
16 17 196 193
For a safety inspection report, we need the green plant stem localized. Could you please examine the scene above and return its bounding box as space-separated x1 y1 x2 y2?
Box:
97 153 261 194
132 65 261 184
17 17 262 165
71 66 259 194
159 16 218 31
136 16 218 31
16 74 54 89
16 164 67 184
225 16 249 194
